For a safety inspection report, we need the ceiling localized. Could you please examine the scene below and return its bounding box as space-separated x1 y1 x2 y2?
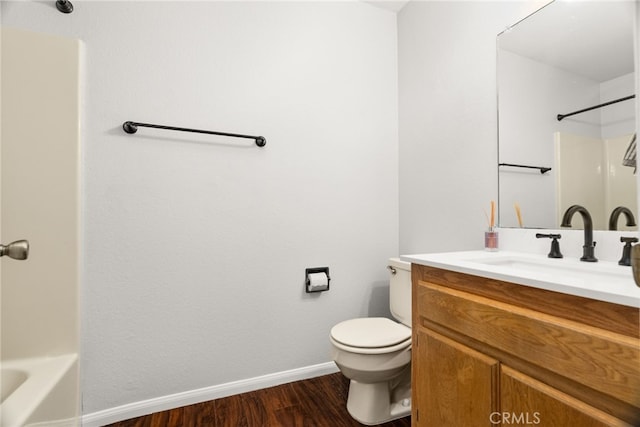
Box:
499 1 635 83
363 0 410 13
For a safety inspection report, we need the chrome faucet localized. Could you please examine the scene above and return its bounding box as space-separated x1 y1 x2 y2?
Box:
560 205 597 262
608 206 637 230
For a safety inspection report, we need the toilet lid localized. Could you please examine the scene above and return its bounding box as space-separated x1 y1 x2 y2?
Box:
330 317 411 348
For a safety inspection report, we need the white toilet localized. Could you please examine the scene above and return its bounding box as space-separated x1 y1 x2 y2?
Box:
329 258 412 425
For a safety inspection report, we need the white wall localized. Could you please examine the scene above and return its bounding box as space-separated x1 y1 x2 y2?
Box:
397 1 547 254
601 72 636 139
1 0 399 416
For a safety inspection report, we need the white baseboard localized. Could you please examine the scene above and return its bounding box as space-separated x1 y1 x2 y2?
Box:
81 362 339 427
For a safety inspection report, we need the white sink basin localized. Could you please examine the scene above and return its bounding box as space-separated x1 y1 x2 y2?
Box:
466 254 629 283
402 250 640 308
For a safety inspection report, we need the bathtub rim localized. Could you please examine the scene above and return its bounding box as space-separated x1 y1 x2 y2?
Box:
1 368 29 402
0 353 78 427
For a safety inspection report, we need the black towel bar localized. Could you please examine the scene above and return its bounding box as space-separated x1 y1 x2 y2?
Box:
122 121 266 147
499 163 551 174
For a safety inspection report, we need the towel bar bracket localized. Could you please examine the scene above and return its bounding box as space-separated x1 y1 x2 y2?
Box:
123 121 139 134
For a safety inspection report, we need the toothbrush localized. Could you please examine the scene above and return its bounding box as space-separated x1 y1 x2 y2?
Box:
490 200 495 230
514 203 523 228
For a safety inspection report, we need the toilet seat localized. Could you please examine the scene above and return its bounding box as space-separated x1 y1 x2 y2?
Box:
330 318 411 355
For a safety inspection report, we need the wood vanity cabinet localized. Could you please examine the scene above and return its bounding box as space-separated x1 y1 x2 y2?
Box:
411 264 640 427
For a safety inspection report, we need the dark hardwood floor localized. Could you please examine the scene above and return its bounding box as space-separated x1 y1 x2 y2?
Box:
105 372 411 427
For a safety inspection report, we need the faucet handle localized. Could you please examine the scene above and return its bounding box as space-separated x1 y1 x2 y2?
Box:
536 233 561 240
619 237 638 266
536 233 563 258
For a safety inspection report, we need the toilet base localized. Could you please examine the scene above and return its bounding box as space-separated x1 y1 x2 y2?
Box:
345 366 411 425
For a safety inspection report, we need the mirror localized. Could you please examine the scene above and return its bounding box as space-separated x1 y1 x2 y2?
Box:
497 0 636 231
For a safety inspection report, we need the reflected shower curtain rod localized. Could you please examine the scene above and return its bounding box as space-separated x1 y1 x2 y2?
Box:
122 121 266 147
557 94 635 121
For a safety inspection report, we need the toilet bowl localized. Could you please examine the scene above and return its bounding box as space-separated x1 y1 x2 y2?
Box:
329 258 412 425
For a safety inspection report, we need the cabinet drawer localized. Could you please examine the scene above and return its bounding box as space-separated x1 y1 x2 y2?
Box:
416 281 640 407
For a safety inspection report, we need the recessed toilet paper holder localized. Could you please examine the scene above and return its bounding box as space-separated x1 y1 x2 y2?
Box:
305 267 330 293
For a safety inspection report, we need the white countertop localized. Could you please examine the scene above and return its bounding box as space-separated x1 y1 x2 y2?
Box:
402 250 640 308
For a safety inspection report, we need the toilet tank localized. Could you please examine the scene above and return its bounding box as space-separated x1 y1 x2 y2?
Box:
388 258 412 328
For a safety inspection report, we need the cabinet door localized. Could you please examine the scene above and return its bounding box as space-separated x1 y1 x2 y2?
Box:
413 328 499 427
501 365 632 427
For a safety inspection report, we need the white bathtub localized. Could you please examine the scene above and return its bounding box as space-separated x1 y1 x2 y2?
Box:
0 354 78 427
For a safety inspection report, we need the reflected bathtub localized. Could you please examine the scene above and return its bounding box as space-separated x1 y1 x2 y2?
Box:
1 354 78 427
